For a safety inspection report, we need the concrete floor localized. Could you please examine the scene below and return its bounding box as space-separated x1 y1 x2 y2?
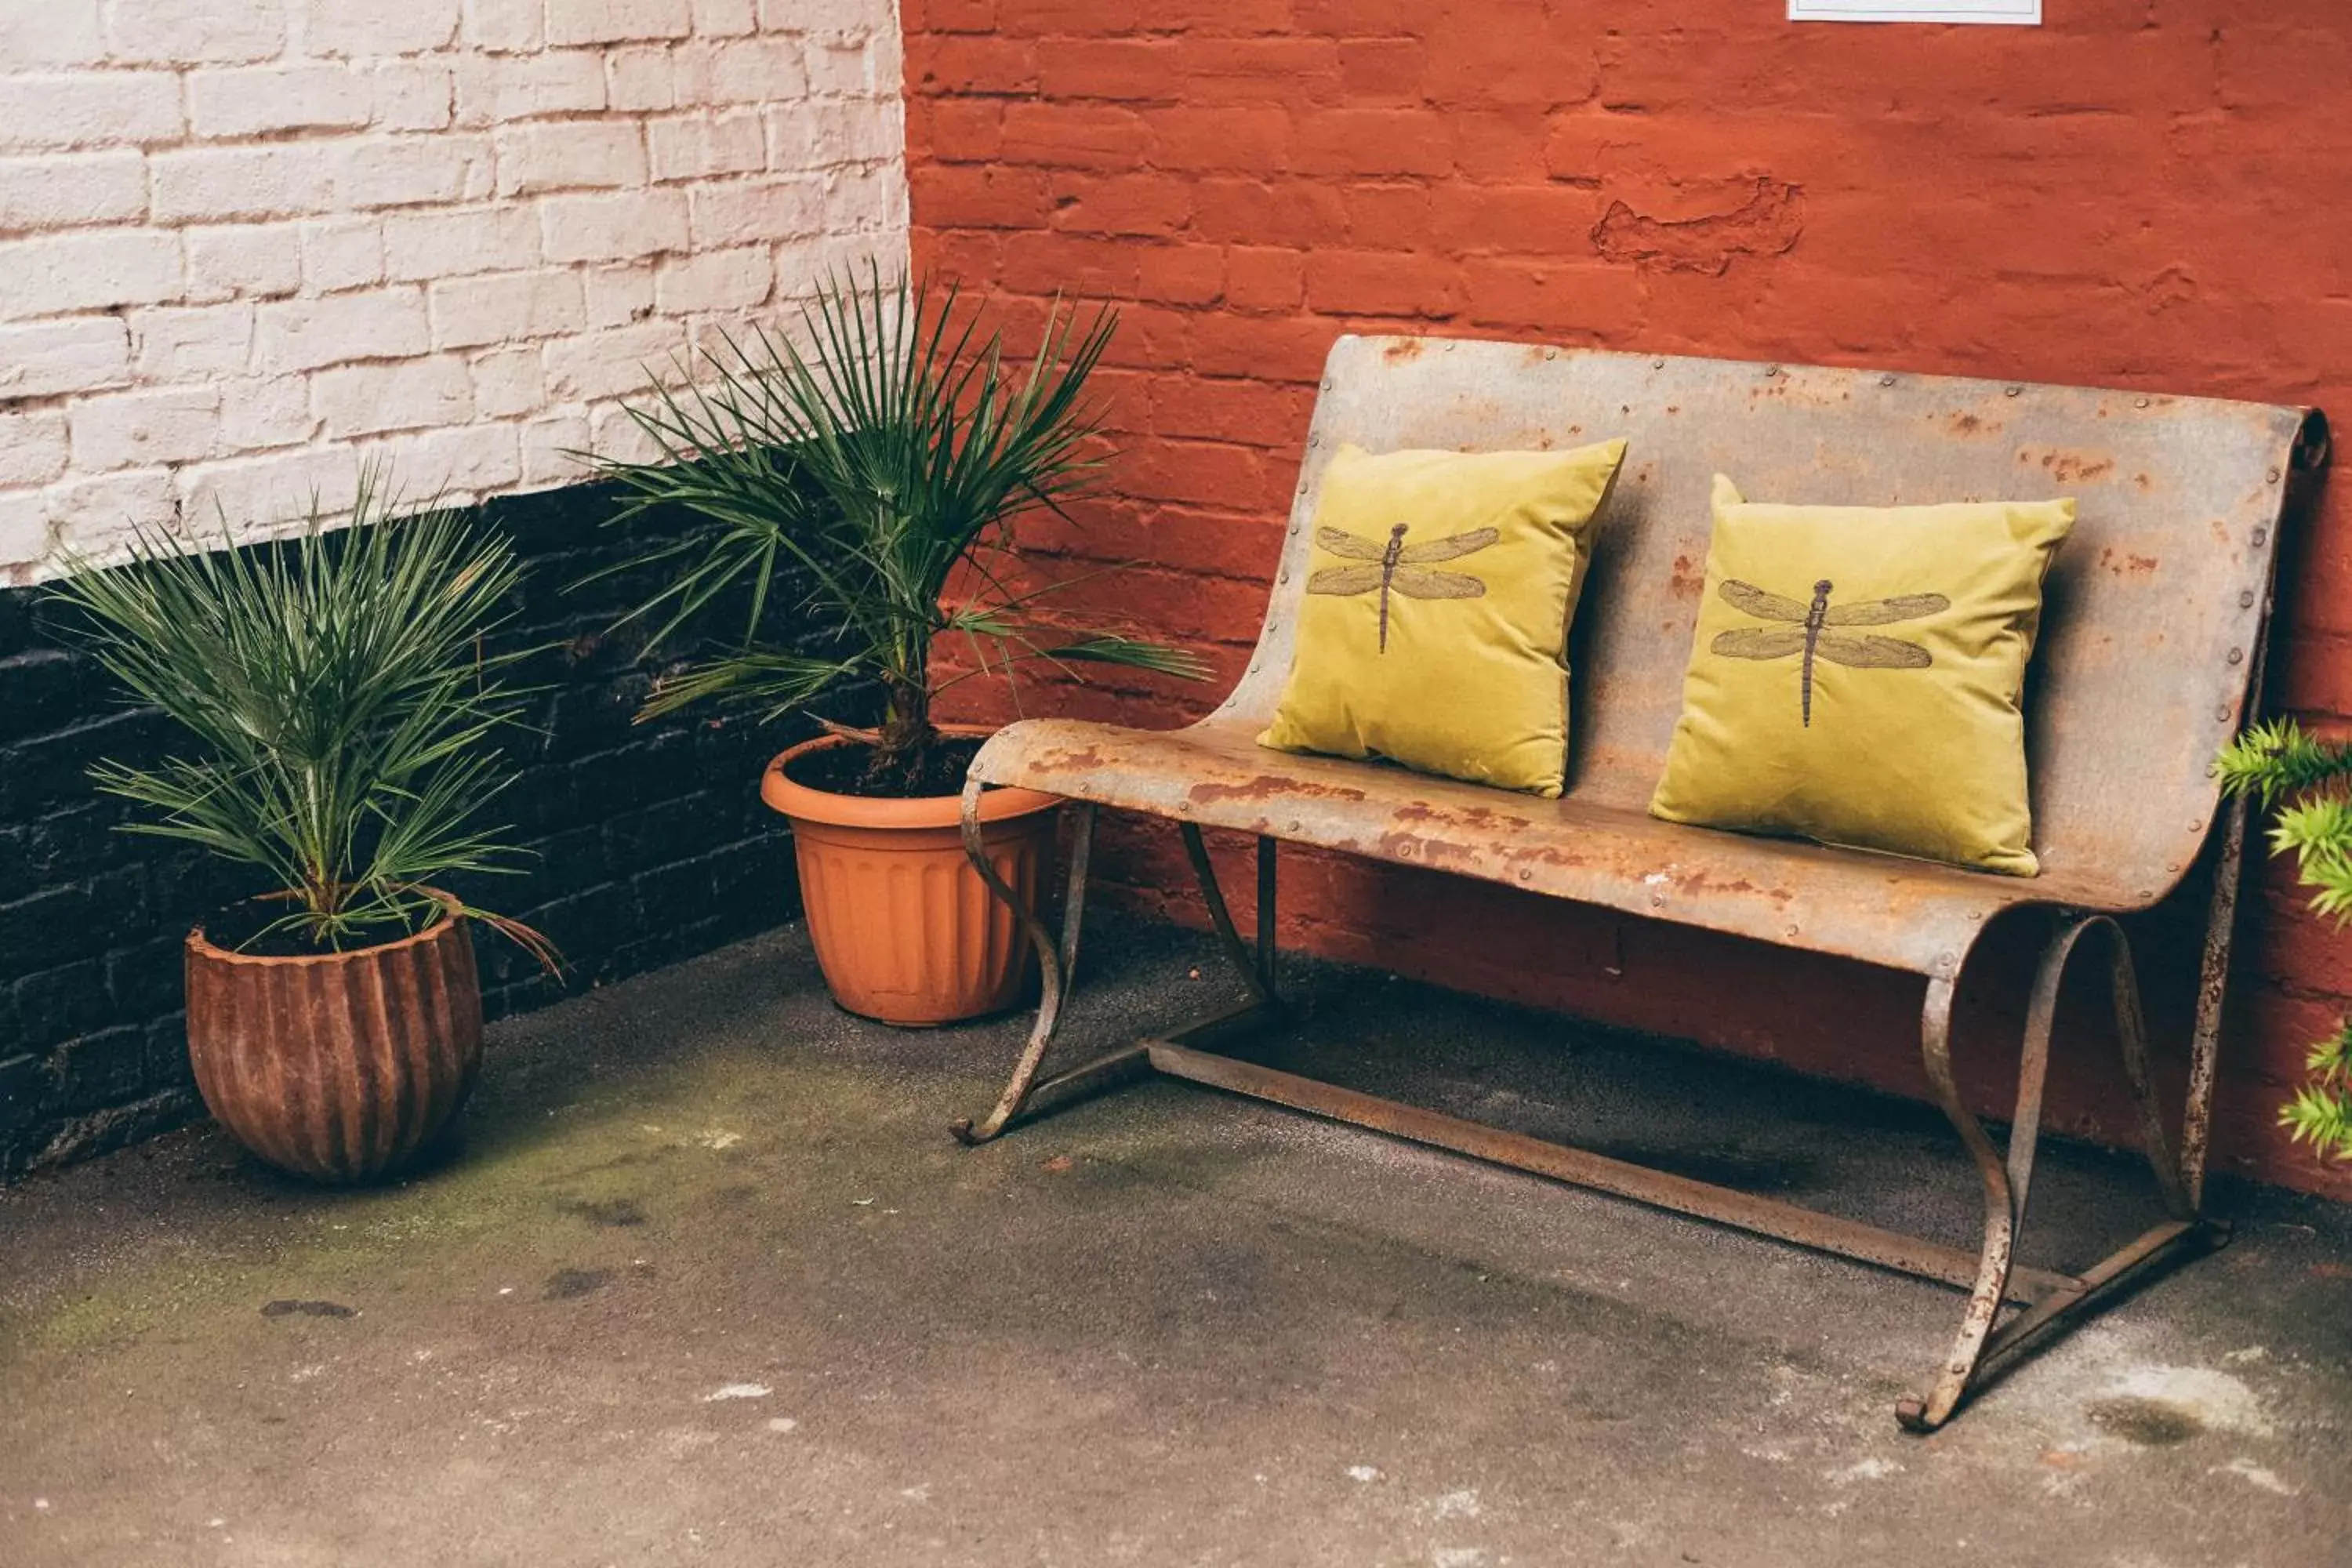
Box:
2 917 2349 1567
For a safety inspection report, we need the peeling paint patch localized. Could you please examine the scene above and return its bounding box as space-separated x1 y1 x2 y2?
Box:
1591 178 1804 275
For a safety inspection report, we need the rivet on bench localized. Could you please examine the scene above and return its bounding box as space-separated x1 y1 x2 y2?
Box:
1881 375 1896 387
2268 468 2281 485
2136 397 2151 408
2228 648 2245 664
1518 868 1532 882
2240 590 2256 608
1653 358 1665 369
2005 386 2023 397
2216 705 2231 721
1544 349 1558 360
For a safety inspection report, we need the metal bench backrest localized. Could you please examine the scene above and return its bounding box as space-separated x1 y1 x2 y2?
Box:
1212 336 2321 906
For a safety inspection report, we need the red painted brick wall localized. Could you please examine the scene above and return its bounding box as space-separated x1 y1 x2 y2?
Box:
901 0 2352 1198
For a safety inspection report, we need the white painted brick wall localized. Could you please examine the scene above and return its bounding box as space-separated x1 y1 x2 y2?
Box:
0 0 908 582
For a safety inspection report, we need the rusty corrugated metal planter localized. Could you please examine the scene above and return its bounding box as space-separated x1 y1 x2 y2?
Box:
184 890 483 1184
762 728 1058 1026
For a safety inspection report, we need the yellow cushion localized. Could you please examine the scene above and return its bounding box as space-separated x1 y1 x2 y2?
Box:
1649 475 2076 876
1258 438 1628 797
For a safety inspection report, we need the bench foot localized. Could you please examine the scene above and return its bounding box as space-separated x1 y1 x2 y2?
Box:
949 788 1099 1146
1897 911 2216 1432
953 797 1280 1145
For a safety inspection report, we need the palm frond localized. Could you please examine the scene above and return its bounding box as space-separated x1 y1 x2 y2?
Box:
585 267 1200 767
44 466 555 963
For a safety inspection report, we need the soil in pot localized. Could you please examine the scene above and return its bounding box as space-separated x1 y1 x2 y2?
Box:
784 734 986 799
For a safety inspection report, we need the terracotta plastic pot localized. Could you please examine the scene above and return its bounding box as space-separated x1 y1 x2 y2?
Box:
761 728 1059 1026
184 890 483 1184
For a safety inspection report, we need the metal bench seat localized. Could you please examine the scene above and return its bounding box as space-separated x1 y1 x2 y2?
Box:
952 335 2328 1431
968 712 2093 978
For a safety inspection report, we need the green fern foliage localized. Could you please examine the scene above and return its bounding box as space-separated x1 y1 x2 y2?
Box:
2217 717 2352 1158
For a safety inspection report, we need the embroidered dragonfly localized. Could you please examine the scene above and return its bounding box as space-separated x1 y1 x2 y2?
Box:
1307 522 1500 652
1711 578 1949 728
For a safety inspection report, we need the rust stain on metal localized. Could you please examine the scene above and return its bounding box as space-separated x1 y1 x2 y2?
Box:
1382 339 1424 362
1189 775 1370 807
2029 448 2118 484
1948 412 1999 437
2098 548 2161 575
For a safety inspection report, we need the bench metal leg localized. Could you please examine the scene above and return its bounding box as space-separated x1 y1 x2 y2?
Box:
953 804 1280 1145
949 785 1099 1146
1896 912 2226 1432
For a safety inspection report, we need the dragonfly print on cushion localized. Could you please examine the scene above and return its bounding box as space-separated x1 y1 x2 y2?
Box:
1711 578 1949 728
1306 522 1501 652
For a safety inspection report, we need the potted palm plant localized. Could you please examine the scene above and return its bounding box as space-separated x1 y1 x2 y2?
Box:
592 270 1202 1025
44 473 553 1182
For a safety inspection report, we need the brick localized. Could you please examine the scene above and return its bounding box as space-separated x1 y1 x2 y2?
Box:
543 321 688 401
381 206 540 281
187 65 372 138
1046 172 1190 238
805 34 895 97
69 387 222 471
608 46 679 111
546 0 694 46
685 178 824 248
0 411 70 490
103 0 283 65
1000 103 1147 171
1225 245 1305 312
313 356 474 438
706 35 809 103
695 0 759 34
176 450 362 533
454 52 608 125
429 270 589 348
0 151 147 232
757 0 874 33
368 421 521 494
259 290 432 372
654 248 771 313
470 344 545 416
463 0 545 51
0 74 182 152
217 377 316 450
375 63 457 131
341 136 495 210
45 469 177 557
648 111 766 182
305 0 463 56
0 6 103 68
186 224 303 300
519 412 593 485
152 145 339 223
129 305 256 379
582 262 655 325
302 219 387 293
0 230 181 322
494 121 648 196
0 319 132 401
540 190 691 262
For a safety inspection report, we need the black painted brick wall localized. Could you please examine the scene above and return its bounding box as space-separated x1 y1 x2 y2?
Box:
0 479 851 1178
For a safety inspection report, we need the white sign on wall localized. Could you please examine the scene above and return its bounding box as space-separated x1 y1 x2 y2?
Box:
1790 0 2040 20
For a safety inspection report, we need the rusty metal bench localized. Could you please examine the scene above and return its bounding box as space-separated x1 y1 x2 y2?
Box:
952 336 2328 1430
